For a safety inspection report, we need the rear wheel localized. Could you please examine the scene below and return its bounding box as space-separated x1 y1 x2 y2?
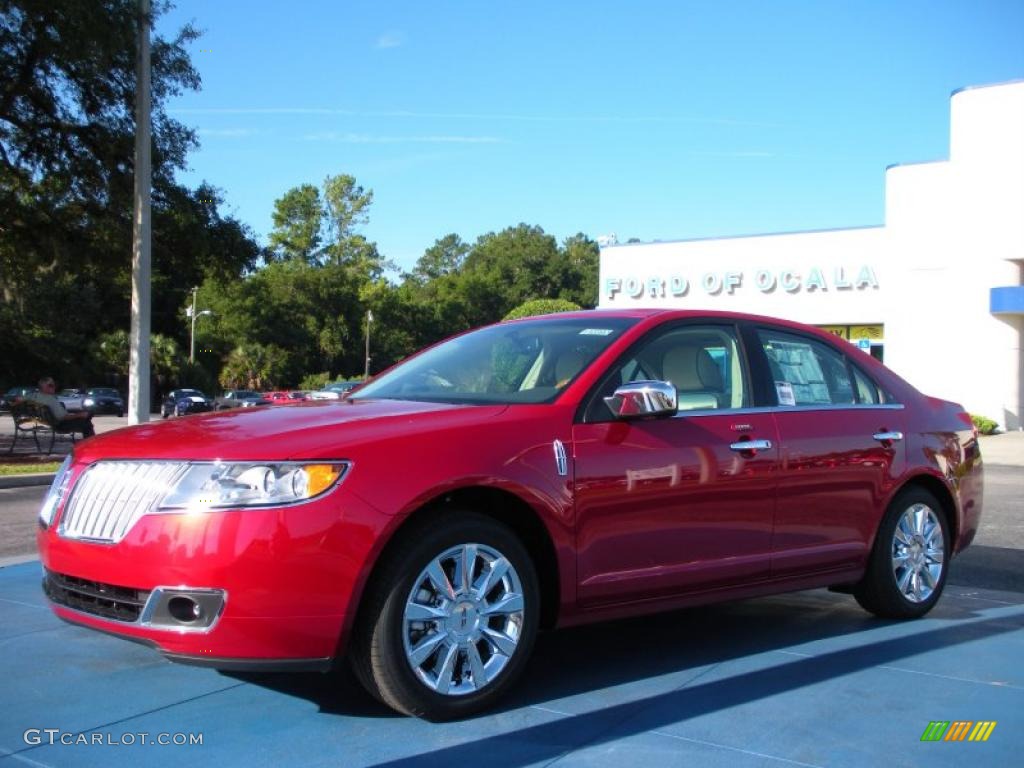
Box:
350 512 539 720
855 488 949 619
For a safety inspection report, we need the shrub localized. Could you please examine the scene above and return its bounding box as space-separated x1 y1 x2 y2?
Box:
970 414 999 435
299 372 330 391
503 298 582 321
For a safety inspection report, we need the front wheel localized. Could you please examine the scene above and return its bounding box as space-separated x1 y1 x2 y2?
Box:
855 488 950 619
350 512 539 720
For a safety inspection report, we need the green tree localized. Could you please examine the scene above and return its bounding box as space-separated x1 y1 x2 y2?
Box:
219 342 288 390
0 1 260 386
268 184 322 263
322 173 373 262
410 234 469 283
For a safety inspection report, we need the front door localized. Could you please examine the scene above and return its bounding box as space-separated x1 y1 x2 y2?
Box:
573 323 778 607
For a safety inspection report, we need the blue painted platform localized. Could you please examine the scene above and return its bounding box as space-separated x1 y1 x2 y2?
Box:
1 560 1020 767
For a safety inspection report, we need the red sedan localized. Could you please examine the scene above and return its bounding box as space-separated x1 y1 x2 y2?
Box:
37 310 982 720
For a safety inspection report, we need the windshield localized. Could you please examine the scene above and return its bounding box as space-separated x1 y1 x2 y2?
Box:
351 316 636 405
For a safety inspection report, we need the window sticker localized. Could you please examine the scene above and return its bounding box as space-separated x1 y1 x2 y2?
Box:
775 381 796 406
579 328 614 336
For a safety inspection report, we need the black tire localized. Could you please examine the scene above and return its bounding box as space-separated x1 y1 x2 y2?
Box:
855 487 950 619
349 511 539 720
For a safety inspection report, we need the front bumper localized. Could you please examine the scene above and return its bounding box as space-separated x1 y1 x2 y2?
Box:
38 489 387 665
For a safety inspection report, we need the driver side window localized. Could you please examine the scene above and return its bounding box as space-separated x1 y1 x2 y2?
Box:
584 324 750 421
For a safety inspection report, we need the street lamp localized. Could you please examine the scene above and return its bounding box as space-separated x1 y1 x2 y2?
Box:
187 286 214 364
364 309 373 379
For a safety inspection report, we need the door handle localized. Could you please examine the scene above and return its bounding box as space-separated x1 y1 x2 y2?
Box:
729 439 773 452
872 431 904 443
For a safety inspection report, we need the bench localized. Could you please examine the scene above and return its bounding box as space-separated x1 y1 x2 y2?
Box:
7 400 87 455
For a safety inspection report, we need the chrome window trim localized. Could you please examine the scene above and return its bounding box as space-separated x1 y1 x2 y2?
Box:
672 403 905 419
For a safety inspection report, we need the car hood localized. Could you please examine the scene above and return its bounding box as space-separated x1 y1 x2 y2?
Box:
74 399 509 463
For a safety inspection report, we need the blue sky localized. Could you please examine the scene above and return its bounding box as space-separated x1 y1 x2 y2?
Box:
158 1 1024 272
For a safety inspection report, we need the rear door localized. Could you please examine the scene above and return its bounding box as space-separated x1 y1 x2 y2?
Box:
751 326 906 577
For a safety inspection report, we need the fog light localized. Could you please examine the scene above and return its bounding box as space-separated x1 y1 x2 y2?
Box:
167 596 201 622
141 588 226 631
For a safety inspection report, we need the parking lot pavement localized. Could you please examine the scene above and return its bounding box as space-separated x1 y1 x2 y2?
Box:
0 560 1020 768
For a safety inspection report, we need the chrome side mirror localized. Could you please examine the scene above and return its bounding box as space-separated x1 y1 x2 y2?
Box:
604 380 677 419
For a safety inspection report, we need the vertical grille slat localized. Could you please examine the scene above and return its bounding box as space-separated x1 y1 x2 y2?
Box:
59 461 189 543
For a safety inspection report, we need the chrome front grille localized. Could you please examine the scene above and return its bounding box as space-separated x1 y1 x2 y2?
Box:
59 461 189 543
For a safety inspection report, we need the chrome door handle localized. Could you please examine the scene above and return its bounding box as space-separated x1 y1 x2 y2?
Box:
729 439 773 452
872 431 904 443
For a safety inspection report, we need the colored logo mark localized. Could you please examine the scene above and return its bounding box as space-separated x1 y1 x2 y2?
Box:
921 721 997 742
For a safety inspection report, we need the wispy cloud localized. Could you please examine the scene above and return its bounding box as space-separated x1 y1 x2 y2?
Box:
376 31 404 49
687 150 775 158
302 132 502 144
171 107 774 127
197 128 257 138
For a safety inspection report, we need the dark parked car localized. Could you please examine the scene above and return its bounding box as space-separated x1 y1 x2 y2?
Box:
214 389 271 410
82 387 125 417
161 389 212 418
1 386 37 412
37 310 982 720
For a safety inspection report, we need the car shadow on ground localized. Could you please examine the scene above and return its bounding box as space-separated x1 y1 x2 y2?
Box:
948 545 1024 592
225 587 1011 726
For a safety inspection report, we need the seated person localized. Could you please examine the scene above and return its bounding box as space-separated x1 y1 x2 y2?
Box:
28 377 95 437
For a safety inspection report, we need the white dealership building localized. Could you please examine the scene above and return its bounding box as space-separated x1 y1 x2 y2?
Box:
599 80 1024 430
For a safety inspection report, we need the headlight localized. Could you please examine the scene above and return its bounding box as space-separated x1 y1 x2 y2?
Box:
83 398 95 406
39 455 73 527
158 461 348 511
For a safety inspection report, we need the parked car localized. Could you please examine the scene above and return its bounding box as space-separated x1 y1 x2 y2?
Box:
160 389 212 418
37 310 983 720
0 386 37 412
265 391 306 404
326 379 362 395
214 389 271 410
57 389 86 412
306 388 340 400
82 387 125 417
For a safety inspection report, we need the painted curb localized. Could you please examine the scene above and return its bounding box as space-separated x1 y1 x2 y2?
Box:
0 473 55 489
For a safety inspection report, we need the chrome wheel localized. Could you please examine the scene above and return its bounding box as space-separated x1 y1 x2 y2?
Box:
402 543 525 697
891 503 945 603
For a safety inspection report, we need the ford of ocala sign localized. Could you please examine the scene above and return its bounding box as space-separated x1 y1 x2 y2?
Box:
604 266 879 300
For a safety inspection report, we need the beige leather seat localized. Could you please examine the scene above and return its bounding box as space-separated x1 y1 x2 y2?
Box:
661 346 724 410
555 350 586 388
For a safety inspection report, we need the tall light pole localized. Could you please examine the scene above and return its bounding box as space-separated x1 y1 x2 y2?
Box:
188 286 213 363
128 0 152 424
364 309 373 379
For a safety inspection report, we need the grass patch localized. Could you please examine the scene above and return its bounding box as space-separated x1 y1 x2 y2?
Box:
0 462 60 476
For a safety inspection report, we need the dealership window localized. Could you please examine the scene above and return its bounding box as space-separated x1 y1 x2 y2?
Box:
758 330 854 406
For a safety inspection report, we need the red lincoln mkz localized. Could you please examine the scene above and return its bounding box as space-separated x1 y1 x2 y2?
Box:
37 310 983 719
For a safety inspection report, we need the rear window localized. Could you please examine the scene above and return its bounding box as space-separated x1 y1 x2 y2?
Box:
758 329 854 406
